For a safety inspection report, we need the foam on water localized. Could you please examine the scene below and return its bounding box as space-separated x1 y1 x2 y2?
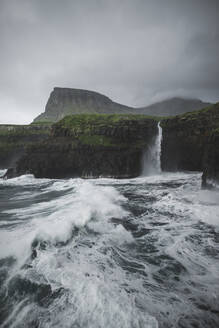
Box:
0 179 127 262
1 172 219 327
0 176 158 328
0 169 7 177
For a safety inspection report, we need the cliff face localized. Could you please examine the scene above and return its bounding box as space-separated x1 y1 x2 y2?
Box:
0 124 51 169
17 114 158 179
34 88 134 123
161 103 219 172
202 128 219 187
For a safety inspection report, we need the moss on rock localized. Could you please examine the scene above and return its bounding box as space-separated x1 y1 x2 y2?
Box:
16 114 158 179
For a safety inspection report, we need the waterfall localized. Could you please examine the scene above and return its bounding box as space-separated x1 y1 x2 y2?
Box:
142 122 162 175
156 122 162 172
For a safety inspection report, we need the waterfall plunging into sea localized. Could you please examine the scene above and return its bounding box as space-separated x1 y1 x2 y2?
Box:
142 122 162 175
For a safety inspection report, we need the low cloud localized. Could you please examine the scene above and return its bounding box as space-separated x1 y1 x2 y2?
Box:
0 0 218 123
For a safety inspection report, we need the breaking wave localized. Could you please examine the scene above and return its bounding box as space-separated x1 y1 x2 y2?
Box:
0 172 219 327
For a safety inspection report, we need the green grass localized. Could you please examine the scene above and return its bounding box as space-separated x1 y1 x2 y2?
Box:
161 102 219 129
163 102 219 121
54 113 159 136
31 121 53 125
52 114 157 148
0 124 51 137
56 113 159 126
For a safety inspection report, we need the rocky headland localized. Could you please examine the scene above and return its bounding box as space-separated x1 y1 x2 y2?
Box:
16 114 158 179
33 88 133 123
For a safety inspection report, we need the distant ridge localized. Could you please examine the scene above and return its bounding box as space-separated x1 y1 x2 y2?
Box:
136 97 211 116
33 88 212 122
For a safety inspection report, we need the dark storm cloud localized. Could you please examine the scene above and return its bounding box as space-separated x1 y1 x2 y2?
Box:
0 0 218 123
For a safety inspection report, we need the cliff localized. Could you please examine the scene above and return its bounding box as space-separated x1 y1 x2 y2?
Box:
33 87 210 123
33 88 133 123
16 114 158 179
202 128 219 187
161 102 219 173
0 124 51 169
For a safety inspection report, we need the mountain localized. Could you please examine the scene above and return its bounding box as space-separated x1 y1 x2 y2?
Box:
136 97 211 116
33 87 212 123
33 88 133 122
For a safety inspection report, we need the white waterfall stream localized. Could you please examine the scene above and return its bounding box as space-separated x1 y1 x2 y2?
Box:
142 122 162 175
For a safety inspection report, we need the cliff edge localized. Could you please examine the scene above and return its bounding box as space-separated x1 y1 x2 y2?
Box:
17 114 158 179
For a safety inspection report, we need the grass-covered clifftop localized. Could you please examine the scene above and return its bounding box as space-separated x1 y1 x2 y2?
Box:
52 114 159 148
16 114 158 179
161 102 219 130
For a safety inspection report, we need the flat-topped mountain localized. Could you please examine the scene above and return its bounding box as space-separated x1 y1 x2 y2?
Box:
33 87 212 123
136 97 211 116
33 88 133 122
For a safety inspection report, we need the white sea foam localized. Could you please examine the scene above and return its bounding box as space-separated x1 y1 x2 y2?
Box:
0 174 51 186
1 172 219 327
0 176 158 328
0 168 7 177
0 179 128 262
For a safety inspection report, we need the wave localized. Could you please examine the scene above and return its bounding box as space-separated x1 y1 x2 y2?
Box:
0 179 128 261
1 172 219 327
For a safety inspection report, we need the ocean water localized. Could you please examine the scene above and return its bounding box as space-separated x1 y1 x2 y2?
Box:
0 170 219 327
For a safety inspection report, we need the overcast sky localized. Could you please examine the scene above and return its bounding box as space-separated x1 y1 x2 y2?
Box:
0 0 219 124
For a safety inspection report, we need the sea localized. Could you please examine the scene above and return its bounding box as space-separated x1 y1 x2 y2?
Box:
0 169 219 328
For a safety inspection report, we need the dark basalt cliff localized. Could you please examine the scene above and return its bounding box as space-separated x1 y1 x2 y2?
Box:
202 128 219 187
34 88 133 123
16 114 158 179
161 103 219 183
0 124 51 169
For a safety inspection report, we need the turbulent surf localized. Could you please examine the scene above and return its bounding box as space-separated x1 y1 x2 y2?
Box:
0 170 219 327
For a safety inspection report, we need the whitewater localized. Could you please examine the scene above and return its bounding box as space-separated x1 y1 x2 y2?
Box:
0 169 219 328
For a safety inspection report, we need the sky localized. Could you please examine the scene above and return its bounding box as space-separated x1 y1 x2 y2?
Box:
0 0 219 124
